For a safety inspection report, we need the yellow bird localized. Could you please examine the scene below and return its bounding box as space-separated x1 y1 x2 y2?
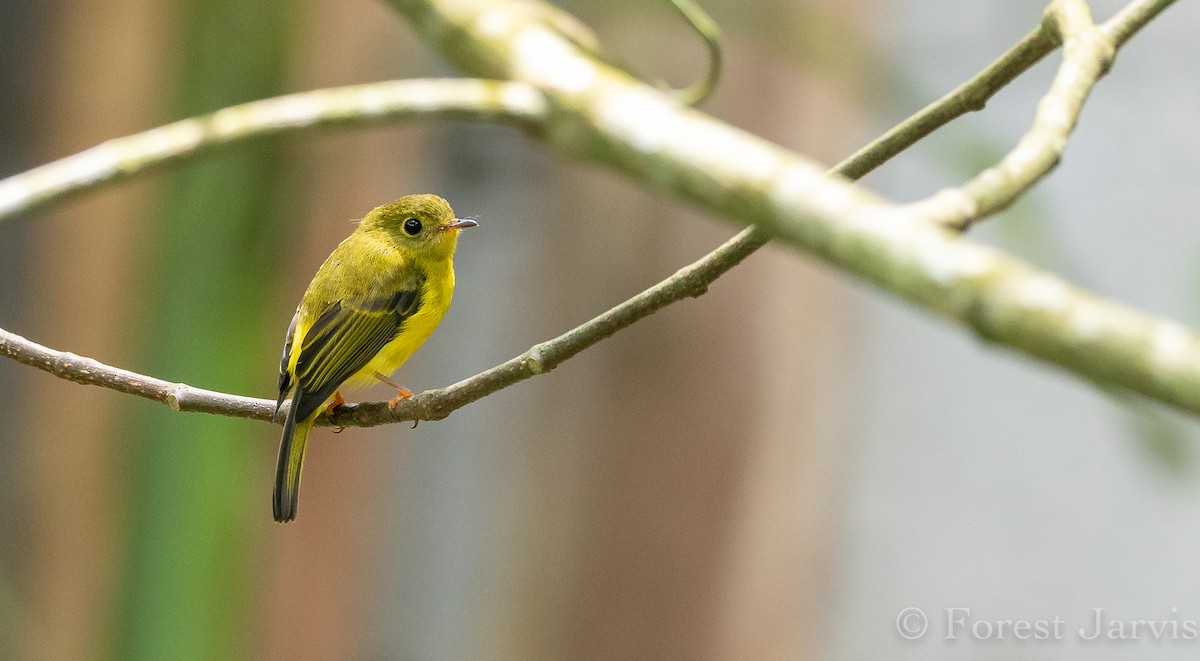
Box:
273 194 476 522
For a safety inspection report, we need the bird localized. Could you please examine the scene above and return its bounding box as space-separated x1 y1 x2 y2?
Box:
272 194 477 522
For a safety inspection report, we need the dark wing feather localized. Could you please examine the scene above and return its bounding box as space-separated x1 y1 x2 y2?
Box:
289 282 424 423
275 308 300 415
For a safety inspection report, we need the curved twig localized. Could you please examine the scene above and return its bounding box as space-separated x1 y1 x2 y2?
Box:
666 0 723 106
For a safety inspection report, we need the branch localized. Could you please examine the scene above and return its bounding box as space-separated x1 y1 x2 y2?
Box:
0 79 546 425
899 0 1173 229
0 78 545 221
359 17 1091 427
1 0 1190 424
837 27 1057 181
0 11 1077 426
382 0 1200 415
330 230 760 426
905 0 1110 229
0 327 274 420
1102 0 1175 47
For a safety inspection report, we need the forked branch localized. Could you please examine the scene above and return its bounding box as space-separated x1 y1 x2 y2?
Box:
0 0 1192 424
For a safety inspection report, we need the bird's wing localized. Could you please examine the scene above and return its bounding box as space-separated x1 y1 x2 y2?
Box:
286 278 425 423
275 307 299 415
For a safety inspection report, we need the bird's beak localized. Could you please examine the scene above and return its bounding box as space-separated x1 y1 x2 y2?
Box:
444 218 478 231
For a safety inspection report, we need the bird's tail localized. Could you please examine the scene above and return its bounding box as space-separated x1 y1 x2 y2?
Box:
273 399 313 523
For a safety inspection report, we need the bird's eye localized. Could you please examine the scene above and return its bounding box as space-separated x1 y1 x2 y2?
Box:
403 218 422 235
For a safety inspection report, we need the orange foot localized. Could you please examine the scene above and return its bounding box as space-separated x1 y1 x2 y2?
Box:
323 391 348 432
373 371 413 410
324 391 346 415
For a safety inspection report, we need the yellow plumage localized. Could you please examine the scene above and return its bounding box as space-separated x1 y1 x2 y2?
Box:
273 194 475 522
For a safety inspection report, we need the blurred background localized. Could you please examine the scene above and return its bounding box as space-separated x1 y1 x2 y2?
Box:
2 0 1199 659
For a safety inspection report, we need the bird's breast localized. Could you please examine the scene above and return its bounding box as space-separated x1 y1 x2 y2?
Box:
344 261 455 391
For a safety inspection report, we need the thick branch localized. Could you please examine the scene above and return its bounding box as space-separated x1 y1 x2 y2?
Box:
383 0 1200 414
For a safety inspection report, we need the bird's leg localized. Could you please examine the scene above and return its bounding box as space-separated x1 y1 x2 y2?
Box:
373 371 414 410
324 391 346 415
324 391 347 432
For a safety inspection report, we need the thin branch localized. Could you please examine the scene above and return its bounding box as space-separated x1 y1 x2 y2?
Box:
905 0 1113 229
0 78 545 221
837 26 1058 181
903 0 1176 229
332 229 761 426
0 327 274 420
1102 0 1176 47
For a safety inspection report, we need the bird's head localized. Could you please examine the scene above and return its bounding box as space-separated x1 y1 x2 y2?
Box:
364 194 477 260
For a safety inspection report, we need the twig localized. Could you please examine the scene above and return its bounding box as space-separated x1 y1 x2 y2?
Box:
905 0 1110 229
1102 0 1176 47
903 0 1175 229
836 27 1057 181
665 0 723 107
